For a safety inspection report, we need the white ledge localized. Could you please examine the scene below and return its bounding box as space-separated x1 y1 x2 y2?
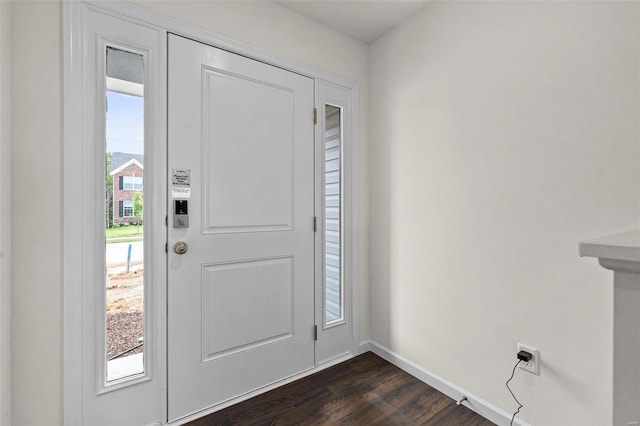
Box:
579 230 640 263
580 230 640 425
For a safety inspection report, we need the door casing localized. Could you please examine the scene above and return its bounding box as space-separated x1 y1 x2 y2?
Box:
63 2 361 424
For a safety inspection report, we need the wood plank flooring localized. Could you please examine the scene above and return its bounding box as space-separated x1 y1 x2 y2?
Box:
186 351 495 426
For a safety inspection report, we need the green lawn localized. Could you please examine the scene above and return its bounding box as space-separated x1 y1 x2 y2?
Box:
106 225 143 242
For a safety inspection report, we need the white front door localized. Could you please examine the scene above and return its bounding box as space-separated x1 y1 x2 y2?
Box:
167 34 316 421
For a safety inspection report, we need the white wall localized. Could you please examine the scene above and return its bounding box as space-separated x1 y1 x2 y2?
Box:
133 0 371 343
0 1 11 424
369 2 640 425
10 1 63 424
9 1 369 424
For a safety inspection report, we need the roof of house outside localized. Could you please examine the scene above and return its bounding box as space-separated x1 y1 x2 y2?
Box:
111 152 144 173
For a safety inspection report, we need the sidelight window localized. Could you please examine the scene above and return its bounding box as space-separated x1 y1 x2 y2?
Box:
104 46 145 382
324 105 343 325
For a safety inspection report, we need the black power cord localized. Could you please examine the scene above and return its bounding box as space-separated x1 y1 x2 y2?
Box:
505 359 523 426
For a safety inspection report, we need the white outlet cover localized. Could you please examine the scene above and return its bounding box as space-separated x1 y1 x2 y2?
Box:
518 343 540 375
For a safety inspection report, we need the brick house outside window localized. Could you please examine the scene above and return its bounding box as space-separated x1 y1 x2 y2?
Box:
110 152 144 225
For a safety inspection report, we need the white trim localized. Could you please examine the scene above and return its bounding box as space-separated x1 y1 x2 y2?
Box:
366 341 531 426
0 1 10 424
63 1 84 424
357 340 373 355
151 19 169 424
349 84 361 356
110 158 143 176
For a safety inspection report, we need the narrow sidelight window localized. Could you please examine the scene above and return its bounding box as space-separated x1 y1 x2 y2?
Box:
324 105 343 325
104 46 145 382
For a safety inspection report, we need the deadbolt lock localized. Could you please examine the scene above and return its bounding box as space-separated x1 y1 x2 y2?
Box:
173 241 189 255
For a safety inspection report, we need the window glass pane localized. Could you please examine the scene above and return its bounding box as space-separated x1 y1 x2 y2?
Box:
324 105 342 324
122 176 143 191
105 46 145 382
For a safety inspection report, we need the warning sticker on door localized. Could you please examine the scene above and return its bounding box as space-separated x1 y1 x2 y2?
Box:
172 169 191 186
172 168 191 198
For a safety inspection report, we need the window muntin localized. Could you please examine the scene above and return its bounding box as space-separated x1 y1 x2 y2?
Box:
122 200 134 217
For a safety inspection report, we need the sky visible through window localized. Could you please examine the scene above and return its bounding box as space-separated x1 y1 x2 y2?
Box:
107 91 144 154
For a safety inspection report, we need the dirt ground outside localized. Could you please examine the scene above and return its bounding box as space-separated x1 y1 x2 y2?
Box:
107 264 143 313
107 262 144 359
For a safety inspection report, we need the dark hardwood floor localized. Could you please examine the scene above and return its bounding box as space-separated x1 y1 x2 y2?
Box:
187 351 495 426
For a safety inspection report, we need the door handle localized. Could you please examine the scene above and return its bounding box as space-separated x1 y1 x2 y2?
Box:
173 241 189 255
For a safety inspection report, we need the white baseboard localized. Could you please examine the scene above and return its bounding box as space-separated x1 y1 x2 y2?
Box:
361 341 530 426
357 340 373 354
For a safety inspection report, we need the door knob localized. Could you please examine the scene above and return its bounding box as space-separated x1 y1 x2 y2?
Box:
173 241 189 255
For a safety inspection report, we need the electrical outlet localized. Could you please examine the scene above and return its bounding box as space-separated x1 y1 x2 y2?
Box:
518 343 540 375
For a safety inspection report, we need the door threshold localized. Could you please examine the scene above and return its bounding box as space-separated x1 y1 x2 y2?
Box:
168 352 354 425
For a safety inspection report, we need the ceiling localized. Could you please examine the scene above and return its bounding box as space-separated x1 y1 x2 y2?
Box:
274 1 428 44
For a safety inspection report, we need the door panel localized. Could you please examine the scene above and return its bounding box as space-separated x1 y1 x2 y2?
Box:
167 34 315 421
201 257 294 361
201 68 295 232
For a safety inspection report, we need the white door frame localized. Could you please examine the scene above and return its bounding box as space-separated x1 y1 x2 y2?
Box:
63 1 361 424
315 80 355 365
64 3 167 424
